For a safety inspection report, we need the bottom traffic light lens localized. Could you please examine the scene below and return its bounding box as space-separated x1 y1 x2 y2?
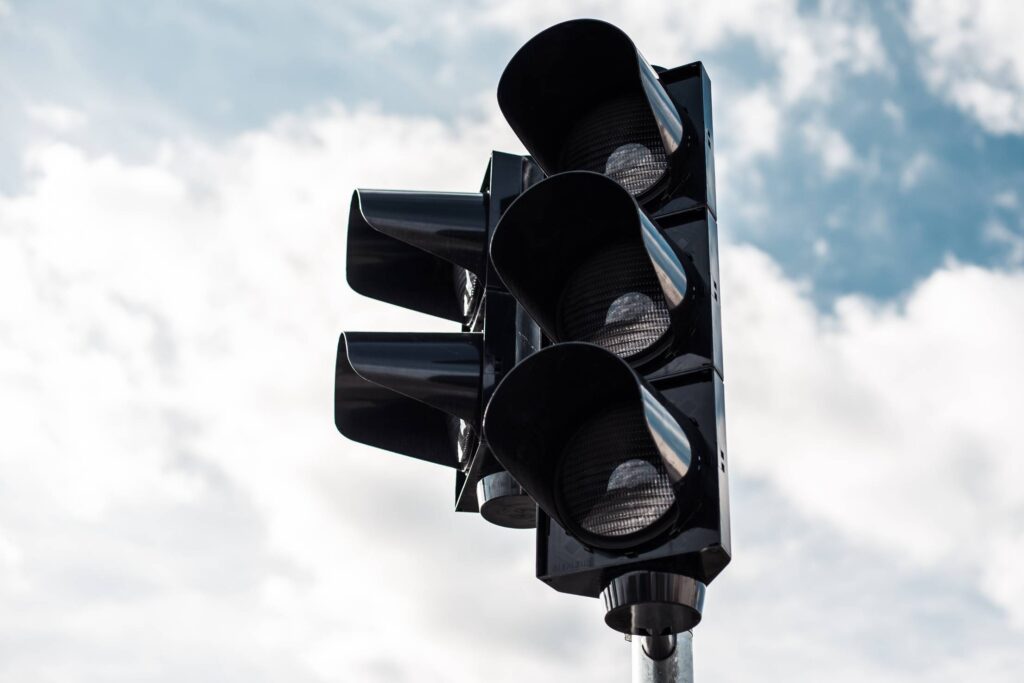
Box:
560 95 668 196
558 242 671 360
557 404 675 539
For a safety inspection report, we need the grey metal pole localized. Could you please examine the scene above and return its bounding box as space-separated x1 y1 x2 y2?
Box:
631 632 694 683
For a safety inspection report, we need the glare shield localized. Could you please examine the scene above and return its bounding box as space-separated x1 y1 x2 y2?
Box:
483 343 701 551
346 190 487 322
497 19 683 200
490 171 691 366
335 332 483 467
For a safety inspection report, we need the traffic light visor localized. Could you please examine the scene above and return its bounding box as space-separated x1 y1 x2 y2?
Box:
484 343 699 551
497 19 683 198
490 172 690 366
335 332 483 467
346 190 487 322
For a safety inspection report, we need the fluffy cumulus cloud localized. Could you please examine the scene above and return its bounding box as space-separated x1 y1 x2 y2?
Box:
0 105 610 683
909 0 1024 135
2 95 1023 683
801 118 859 178
725 249 1024 603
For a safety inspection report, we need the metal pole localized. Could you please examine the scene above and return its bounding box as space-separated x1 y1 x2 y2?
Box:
631 632 694 683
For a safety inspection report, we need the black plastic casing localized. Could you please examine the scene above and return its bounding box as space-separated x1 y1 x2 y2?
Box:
336 151 543 514
455 152 544 512
531 61 730 598
535 369 729 596
644 62 717 219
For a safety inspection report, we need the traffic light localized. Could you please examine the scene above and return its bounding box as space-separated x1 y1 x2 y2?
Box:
333 15 731 642
336 151 543 528
483 19 730 637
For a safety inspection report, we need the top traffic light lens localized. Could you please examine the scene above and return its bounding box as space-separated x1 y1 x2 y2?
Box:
561 95 669 197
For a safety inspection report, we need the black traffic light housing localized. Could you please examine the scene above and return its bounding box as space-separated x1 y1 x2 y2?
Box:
336 151 544 525
346 190 488 323
484 19 729 636
490 171 721 377
336 331 482 468
333 16 731 639
497 19 715 218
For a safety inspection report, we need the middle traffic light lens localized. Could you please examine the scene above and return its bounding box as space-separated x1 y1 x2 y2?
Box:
558 242 671 360
558 404 675 538
560 96 668 197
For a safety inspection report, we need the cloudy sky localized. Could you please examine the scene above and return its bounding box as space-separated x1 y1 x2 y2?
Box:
2 1 1023 680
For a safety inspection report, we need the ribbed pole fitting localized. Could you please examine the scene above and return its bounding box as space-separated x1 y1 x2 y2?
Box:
602 571 706 636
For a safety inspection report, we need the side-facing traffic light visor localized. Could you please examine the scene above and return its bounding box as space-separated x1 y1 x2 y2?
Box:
490 172 691 365
497 19 683 197
346 190 487 322
483 343 700 551
335 332 483 467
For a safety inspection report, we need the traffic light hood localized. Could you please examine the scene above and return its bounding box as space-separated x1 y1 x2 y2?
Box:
490 171 693 366
484 342 701 552
497 19 684 196
335 332 483 467
346 189 487 322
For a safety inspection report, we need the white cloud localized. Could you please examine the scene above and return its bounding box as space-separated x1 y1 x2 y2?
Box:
722 87 783 163
26 103 87 133
813 237 830 259
882 99 905 129
899 150 934 191
985 218 1024 265
714 85 782 222
909 0 1024 135
475 0 887 105
725 247 1024 617
802 119 858 178
0 104 587 683
1 99 1023 681
994 190 1018 209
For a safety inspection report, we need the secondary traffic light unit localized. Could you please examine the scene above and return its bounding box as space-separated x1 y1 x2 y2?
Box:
335 18 730 641
336 151 544 528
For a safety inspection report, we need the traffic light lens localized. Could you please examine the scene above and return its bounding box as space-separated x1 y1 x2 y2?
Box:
558 242 670 360
558 405 675 538
560 96 668 196
605 143 663 195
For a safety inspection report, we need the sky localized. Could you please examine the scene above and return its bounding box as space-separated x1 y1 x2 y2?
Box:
0 1 1023 681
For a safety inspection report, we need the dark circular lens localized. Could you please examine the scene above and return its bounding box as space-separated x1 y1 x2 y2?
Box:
558 405 675 539
558 242 671 360
560 95 668 197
